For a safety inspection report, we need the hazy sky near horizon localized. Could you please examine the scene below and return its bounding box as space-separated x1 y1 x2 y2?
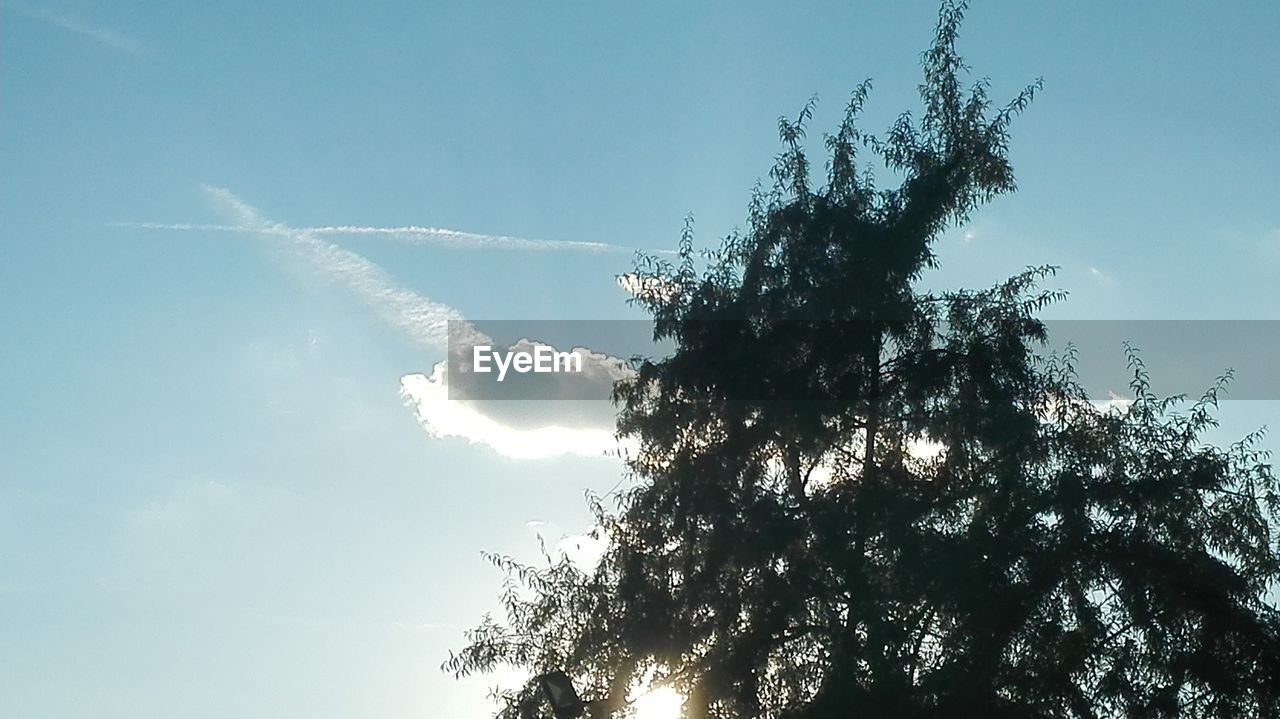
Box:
2 1 1279 717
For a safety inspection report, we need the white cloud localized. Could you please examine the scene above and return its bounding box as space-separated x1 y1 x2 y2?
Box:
1040 392 1135 425
523 520 612 574
305 224 632 253
197 186 636 460
451 337 635 405
116 221 642 254
115 222 256 233
617 272 681 302
1091 391 1134 413
203 186 481 350
399 363 625 460
1088 266 1116 285
554 526 610 573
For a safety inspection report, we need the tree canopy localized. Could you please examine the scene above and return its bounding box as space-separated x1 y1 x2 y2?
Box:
446 2 1280 717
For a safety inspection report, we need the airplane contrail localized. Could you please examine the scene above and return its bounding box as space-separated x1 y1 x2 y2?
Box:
10 4 147 56
194 186 628 460
305 225 629 253
201 186 488 350
117 221 653 254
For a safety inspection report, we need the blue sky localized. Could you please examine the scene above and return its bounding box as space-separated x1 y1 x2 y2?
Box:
2 1 1278 717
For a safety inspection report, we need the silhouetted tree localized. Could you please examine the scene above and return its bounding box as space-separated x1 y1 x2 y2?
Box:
446 2 1280 717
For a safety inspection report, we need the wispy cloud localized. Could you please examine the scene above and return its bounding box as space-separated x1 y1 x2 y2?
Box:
11 4 146 56
1088 265 1116 285
617 272 681 302
118 221 653 254
524 520 611 572
203 186 479 350
198 186 626 459
399 364 625 460
306 224 635 253
118 222 253 233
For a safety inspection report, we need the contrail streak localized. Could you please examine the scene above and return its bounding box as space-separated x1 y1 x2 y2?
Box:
116 221 653 254
200 186 488 350
192 186 631 460
117 222 256 233
306 225 628 253
10 4 146 56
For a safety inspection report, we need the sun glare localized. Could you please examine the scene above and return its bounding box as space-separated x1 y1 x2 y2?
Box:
631 686 684 719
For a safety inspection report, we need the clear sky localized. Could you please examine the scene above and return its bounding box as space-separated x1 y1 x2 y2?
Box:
2 1 1278 717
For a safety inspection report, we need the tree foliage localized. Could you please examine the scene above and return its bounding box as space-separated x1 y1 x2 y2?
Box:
446 3 1280 717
